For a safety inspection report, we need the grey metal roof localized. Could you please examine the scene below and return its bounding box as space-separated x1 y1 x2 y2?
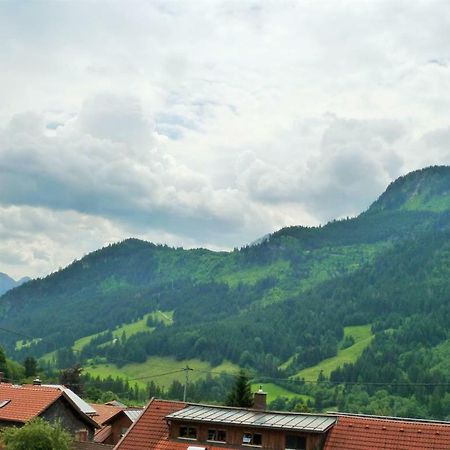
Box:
42 385 97 415
124 409 143 422
166 405 336 433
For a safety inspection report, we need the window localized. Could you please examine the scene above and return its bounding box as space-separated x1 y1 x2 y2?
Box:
74 429 88 442
0 400 10 408
179 426 197 440
243 432 262 446
207 429 226 442
286 435 306 450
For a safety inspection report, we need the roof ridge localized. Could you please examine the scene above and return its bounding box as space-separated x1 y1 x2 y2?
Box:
1 383 60 391
181 400 332 417
330 411 450 425
153 398 186 405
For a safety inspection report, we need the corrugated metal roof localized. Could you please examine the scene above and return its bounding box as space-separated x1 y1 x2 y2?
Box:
125 408 143 422
167 405 336 433
42 384 97 415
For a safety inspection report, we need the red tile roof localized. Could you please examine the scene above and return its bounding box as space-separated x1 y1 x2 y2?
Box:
91 403 123 426
0 383 63 423
73 442 114 450
95 424 113 443
114 399 235 450
114 399 185 450
324 414 450 450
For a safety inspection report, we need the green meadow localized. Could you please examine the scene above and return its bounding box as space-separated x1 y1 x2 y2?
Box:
294 324 374 381
73 310 173 352
84 356 238 390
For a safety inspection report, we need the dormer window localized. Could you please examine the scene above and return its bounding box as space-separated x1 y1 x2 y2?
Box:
207 429 226 442
179 425 197 440
286 434 306 449
243 432 262 446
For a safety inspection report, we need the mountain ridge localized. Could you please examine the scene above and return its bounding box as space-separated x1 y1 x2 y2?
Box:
3 165 450 418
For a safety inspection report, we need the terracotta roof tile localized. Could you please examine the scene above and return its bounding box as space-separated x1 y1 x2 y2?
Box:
115 399 186 450
0 383 63 423
324 414 450 450
91 403 123 426
95 424 113 443
73 442 114 450
114 399 242 450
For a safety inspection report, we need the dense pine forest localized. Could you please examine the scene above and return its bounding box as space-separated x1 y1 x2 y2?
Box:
3 166 450 418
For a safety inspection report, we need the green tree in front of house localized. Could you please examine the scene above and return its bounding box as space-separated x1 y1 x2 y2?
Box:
226 370 253 407
23 356 38 378
0 346 9 380
1 418 72 450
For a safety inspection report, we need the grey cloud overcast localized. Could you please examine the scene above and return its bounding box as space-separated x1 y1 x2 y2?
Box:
0 0 450 278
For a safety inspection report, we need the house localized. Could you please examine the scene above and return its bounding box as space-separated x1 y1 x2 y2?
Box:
0 383 98 442
91 402 143 445
114 394 336 450
323 412 450 450
114 393 450 450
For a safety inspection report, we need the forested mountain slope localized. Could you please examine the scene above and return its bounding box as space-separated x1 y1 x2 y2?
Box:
3 165 450 417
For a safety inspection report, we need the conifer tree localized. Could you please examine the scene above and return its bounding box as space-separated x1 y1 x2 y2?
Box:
23 357 38 378
226 370 253 407
0 346 10 380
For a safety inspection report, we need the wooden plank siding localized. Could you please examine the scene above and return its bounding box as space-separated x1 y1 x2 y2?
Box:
169 420 325 450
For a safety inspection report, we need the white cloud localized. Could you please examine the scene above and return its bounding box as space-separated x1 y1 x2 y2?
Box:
0 1 450 277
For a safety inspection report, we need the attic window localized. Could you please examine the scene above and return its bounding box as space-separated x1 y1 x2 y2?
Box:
0 400 10 408
286 435 306 450
179 425 197 440
74 429 88 442
207 429 226 442
243 432 262 446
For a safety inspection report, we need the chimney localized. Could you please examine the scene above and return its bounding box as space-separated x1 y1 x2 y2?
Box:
0 372 3 383
253 386 267 411
33 377 42 386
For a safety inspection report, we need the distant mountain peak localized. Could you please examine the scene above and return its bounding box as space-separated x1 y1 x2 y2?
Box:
0 272 30 296
368 165 450 214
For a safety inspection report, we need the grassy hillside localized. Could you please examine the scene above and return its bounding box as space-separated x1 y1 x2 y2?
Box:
72 310 173 352
295 325 374 380
84 356 238 390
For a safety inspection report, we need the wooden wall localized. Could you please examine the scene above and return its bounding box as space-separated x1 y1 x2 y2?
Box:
168 420 326 450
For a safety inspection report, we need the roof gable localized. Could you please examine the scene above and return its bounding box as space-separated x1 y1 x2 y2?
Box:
90 403 123 426
0 383 62 423
115 398 187 450
43 384 97 415
0 383 99 429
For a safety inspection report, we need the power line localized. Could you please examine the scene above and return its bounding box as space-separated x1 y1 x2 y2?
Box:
3 325 450 390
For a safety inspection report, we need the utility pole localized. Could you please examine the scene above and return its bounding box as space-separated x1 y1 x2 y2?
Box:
183 366 193 402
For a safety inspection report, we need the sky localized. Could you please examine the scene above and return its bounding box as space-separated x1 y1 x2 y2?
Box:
1 0 450 279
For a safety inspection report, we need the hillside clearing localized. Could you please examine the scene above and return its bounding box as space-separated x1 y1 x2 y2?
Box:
294 324 374 381
73 310 173 352
84 356 238 390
